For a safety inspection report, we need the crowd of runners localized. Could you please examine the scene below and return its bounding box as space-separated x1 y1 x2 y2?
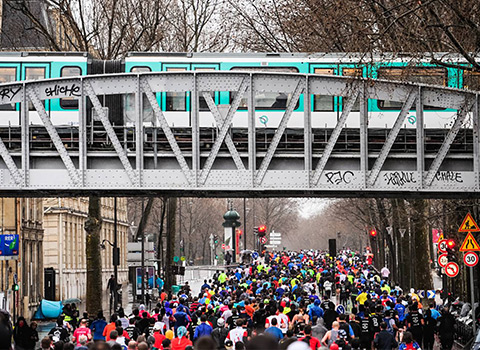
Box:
0 249 460 350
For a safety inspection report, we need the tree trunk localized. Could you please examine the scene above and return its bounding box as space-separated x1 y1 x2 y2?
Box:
165 197 177 291
411 199 433 290
85 196 103 316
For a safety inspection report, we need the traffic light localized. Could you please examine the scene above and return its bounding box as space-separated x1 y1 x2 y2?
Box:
253 227 258 235
446 238 456 262
13 284 19 291
236 229 243 240
213 234 219 245
369 229 377 238
258 225 267 237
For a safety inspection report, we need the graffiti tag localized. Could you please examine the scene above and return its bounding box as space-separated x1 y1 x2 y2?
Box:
325 171 355 185
434 171 463 183
0 87 21 101
384 171 416 186
45 83 81 97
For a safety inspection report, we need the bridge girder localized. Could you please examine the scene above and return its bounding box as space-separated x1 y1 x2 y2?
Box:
0 71 477 198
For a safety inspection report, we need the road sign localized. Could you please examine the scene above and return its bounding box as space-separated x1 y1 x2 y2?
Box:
438 253 449 267
386 226 393 235
427 290 436 299
445 262 460 278
336 305 345 314
438 239 448 253
173 256 180 263
270 233 282 237
417 290 425 298
260 236 267 244
399 228 406 238
459 232 480 252
464 252 479 267
459 213 480 232
0 234 19 260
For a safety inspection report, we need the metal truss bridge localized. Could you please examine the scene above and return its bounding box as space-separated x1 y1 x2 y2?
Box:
0 71 478 198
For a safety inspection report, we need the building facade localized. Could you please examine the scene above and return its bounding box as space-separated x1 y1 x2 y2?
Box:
43 197 129 308
0 198 44 320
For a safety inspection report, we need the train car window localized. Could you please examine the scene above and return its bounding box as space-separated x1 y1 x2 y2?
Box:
166 67 186 111
131 66 151 73
60 66 81 109
463 71 480 91
342 68 363 111
0 67 17 111
194 67 215 111
230 67 299 109
377 67 447 109
25 67 45 111
313 68 335 111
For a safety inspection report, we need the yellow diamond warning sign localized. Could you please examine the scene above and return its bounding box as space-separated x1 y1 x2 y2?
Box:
459 232 480 252
458 213 480 232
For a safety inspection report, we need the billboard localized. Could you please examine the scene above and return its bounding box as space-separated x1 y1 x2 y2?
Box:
0 234 19 260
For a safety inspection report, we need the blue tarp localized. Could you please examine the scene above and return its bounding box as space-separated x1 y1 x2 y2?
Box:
33 300 63 320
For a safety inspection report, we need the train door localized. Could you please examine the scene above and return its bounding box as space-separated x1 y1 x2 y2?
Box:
0 63 21 126
338 65 364 128
192 63 220 128
309 64 337 129
161 63 190 127
21 63 50 125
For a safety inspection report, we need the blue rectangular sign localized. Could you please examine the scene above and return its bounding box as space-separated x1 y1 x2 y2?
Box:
0 234 19 259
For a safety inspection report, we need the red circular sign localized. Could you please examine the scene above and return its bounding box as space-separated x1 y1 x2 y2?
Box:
438 239 448 253
438 253 449 267
445 262 460 278
464 252 479 267
260 236 267 244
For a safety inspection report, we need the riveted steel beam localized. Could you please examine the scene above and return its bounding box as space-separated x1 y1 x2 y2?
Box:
27 86 81 186
312 87 360 185
84 81 138 185
425 96 475 186
0 137 22 185
141 78 193 184
202 92 245 171
368 88 417 186
200 78 248 184
255 79 304 186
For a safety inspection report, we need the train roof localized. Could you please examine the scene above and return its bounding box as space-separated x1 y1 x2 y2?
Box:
0 51 90 62
126 52 478 64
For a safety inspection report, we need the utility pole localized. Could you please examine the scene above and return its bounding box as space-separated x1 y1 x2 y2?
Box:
113 197 119 310
141 199 145 304
243 198 247 250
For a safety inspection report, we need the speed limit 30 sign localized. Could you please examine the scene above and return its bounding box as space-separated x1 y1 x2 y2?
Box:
464 252 479 267
438 239 448 253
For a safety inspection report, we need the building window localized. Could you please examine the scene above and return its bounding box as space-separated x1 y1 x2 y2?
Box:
60 66 81 109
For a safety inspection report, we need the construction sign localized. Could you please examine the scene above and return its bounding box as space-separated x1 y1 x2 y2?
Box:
459 232 480 252
458 213 480 232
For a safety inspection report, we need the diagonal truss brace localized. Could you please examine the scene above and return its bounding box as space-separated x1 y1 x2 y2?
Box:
84 82 138 185
200 80 248 183
368 89 417 186
27 87 81 186
0 137 23 185
425 96 475 186
202 92 246 171
312 88 360 185
255 80 304 186
141 79 193 184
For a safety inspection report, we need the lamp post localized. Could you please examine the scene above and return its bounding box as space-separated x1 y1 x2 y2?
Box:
223 208 241 263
